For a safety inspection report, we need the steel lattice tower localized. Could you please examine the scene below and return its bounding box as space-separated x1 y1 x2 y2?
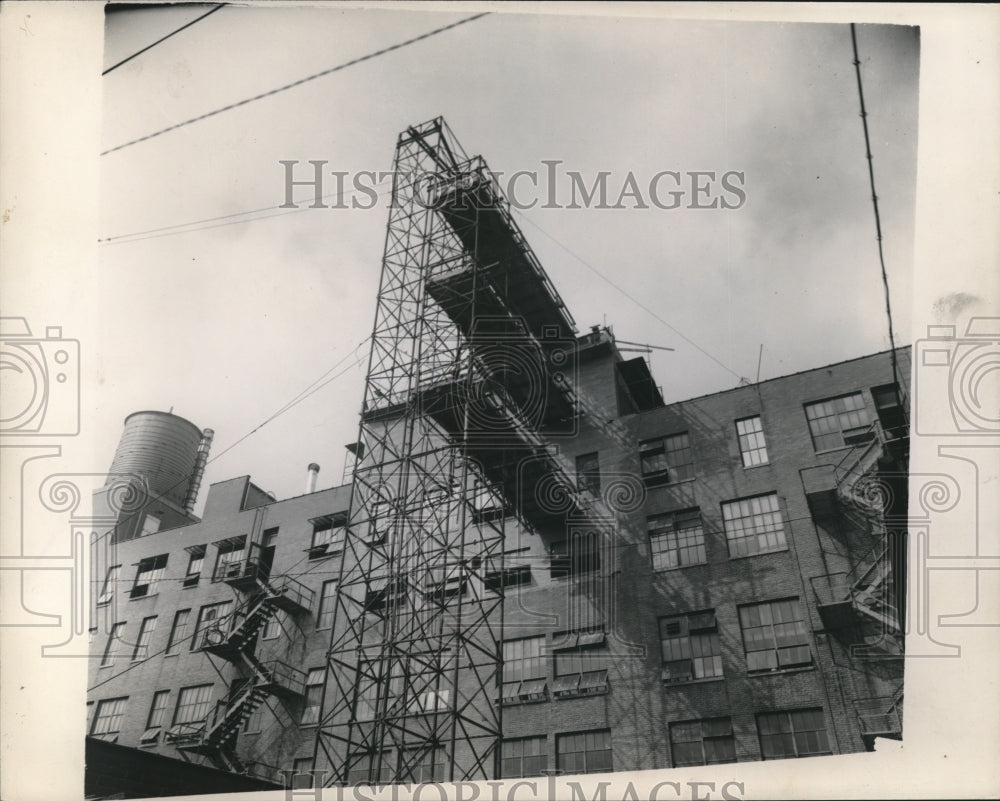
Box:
314 118 580 785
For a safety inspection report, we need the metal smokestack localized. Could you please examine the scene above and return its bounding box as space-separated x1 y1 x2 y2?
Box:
306 463 320 494
183 428 214 513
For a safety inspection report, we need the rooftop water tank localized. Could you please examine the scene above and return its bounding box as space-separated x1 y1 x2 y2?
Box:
107 411 205 509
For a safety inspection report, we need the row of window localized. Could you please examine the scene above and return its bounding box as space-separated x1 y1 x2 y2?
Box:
502 710 830 778
97 581 339 666
500 597 812 704
575 388 895 496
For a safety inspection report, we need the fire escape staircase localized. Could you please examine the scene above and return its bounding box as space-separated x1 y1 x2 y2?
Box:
803 420 908 652
166 570 312 771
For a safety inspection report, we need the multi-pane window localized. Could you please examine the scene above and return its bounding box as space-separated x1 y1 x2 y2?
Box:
721 493 786 557
147 690 171 728
292 758 315 790
183 546 205 588
648 509 706 569
757 709 831 759
91 697 128 741
670 718 737 766
213 538 246 581
346 751 393 786
301 668 324 725
173 684 214 725
244 698 269 733
316 581 337 629
192 601 233 650
575 452 601 495
502 736 548 778
659 611 723 682
262 609 284 640
736 416 769 467
500 637 547 704
804 393 870 451
309 516 346 559
130 554 167 599
165 609 191 655
401 747 446 783
97 565 120 606
639 433 694 486
132 616 157 661
101 622 127 666
552 631 609 698
739 599 812 672
556 730 613 775
503 637 546 682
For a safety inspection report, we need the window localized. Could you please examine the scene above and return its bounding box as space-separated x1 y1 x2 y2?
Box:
739 599 812 672
736 416 769 467
301 668 324 725
213 537 246 581
804 393 871 452
557 730 613 775
245 698 269 733
91 697 128 742
721 493 786 557
401 746 446 784
100 622 126 667
649 509 706 569
142 690 170 744
130 554 167 599
670 718 736 766
132 616 158 661
346 751 392 786
639 432 693 486
183 546 205 588
309 515 346 559
140 513 161 536
757 708 831 759
500 637 547 704
502 736 548 778
173 684 214 725
659 611 723 682
165 609 191 655
192 601 233 650
575 452 601 495
97 565 120 606
549 529 602 579
292 757 315 790
316 581 337 629
147 690 170 728
262 609 285 640
552 630 609 699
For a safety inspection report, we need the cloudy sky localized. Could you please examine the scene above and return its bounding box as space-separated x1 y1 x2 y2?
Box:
97 5 920 509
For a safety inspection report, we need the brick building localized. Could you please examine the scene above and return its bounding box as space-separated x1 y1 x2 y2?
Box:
86 339 909 793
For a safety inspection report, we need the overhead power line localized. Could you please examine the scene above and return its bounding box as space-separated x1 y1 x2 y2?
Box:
850 23 903 400
103 4 226 76
101 12 491 156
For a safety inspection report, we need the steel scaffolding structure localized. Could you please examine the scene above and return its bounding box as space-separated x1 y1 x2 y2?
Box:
314 118 581 784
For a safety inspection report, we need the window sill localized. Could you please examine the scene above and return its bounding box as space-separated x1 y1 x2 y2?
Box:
128 594 159 601
661 676 725 688
653 561 709 573
746 664 814 678
643 477 696 489
741 462 771 470
727 548 789 561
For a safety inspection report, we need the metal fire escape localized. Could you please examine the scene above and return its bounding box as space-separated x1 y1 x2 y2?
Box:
314 118 589 785
166 542 315 772
802 393 909 743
